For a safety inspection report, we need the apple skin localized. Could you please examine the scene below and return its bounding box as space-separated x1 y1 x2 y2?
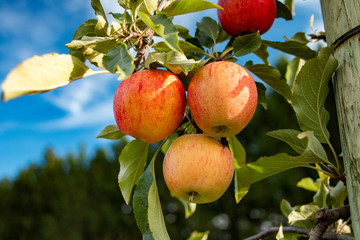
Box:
188 61 257 138
113 69 186 143
163 134 234 204
217 0 277 36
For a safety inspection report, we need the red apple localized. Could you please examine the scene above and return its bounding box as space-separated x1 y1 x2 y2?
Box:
113 69 186 143
217 0 277 36
163 134 234 204
188 61 257 137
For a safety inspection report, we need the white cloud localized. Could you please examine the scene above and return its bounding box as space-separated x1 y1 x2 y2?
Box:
41 73 119 130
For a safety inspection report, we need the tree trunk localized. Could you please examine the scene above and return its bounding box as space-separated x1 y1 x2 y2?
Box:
320 0 360 237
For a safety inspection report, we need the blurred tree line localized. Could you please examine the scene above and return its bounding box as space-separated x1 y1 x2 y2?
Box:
0 57 341 240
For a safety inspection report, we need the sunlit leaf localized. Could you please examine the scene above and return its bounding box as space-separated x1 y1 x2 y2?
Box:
288 204 319 228
263 40 316 60
267 129 307 154
118 140 149 204
103 43 135 79
152 40 208 57
70 19 97 61
162 0 222 17
292 46 338 143
285 0 294 15
313 179 330 208
91 0 110 36
96 124 125 140
143 0 158 14
246 64 292 101
139 12 181 53
179 199 197 219
276 224 284 240
1 53 93 101
187 231 210 240
232 32 261 57
228 136 250 203
296 177 319 192
145 51 199 75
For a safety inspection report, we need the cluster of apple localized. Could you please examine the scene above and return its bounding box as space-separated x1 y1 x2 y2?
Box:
113 0 276 204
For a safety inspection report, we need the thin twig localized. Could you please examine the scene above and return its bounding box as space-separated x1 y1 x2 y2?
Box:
245 226 354 240
309 205 351 240
133 0 167 70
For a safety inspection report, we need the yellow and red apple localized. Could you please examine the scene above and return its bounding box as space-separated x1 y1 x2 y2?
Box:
163 134 234 204
188 61 258 137
217 0 277 36
113 69 186 143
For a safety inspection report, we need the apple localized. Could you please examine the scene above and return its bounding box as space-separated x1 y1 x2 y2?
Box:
163 134 234 204
187 61 257 138
113 69 186 143
217 0 277 36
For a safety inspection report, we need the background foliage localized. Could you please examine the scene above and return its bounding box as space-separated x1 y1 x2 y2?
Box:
0 83 342 239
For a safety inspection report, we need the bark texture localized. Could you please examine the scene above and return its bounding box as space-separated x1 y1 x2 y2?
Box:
320 0 360 237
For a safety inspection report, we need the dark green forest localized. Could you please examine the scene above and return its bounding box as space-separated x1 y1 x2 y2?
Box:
0 66 341 239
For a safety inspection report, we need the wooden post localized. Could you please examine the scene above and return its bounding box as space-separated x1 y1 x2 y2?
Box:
320 0 360 237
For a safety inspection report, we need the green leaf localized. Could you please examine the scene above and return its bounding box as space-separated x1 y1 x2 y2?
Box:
228 136 250 203
285 0 294 15
276 224 284 240
280 199 294 218
329 181 347 208
152 40 208 57
133 164 153 234
1 53 93 101
195 17 219 48
145 51 199 75
117 0 143 16
293 131 328 163
103 43 135 79
232 32 262 57
313 179 330 208
187 231 210 240
143 0 158 14
139 12 182 53
72 19 97 40
285 57 305 94
161 0 222 17
296 177 319 192
246 64 292 101
275 0 292 20
118 140 149 204
148 158 170 240
284 32 309 44
66 36 120 69
179 200 197 219
70 19 98 61
175 25 192 39
91 0 110 36
263 40 316 60
288 204 319 228
253 43 269 65
267 129 307 154
256 82 268 110
247 153 308 184
292 46 338 143
96 124 125 140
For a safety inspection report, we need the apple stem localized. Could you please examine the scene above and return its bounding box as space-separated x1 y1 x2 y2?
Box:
189 191 198 203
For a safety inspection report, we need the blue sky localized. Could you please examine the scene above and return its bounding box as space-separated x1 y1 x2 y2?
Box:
0 0 324 178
